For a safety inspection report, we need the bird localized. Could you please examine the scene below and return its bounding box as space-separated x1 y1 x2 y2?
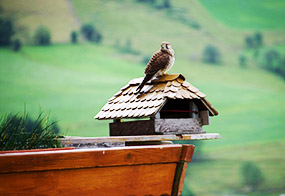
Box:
136 41 175 93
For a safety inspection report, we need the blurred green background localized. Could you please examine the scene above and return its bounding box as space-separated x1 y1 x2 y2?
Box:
0 0 284 195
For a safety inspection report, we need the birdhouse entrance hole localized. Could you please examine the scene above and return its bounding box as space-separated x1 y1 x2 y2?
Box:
158 99 199 119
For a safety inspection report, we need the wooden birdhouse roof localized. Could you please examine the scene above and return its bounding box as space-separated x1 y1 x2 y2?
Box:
94 74 218 120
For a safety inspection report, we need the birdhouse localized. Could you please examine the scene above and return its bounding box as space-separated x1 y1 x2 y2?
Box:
94 74 218 136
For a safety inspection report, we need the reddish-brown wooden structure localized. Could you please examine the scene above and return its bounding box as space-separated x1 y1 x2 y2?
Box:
0 144 195 196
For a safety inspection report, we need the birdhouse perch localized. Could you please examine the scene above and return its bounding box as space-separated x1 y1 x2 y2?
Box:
95 74 218 136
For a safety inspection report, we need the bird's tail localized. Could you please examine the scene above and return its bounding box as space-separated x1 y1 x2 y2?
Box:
136 74 154 93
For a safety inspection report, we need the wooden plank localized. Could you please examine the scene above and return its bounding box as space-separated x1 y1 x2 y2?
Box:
172 145 195 196
0 162 177 196
110 118 206 136
0 145 182 174
180 144 195 162
155 118 204 134
0 147 75 154
110 119 155 136
199 110 210 125
61 133 222 146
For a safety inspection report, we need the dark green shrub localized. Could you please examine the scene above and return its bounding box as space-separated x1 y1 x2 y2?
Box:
0 112 62 151
166 8 200 29
12 39 22 52
239 55 247 68
71 31 78 43
156 0 171 9
245 32 263 49
81 24 102 43
263 49 281 70
260 49 285 79
245 36 254 48
163 0 171 8
202 45 221 64
34 25 51 46
0 17 14 46
253 32 263 47
136 0 156 3
241 161 264 192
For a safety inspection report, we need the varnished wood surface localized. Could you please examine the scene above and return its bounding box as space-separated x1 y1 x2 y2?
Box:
0 144 195 196
0 163 177 196
0 145 181 174
0 147 75 154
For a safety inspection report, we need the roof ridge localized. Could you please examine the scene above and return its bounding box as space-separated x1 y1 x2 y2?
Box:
129 74 185 85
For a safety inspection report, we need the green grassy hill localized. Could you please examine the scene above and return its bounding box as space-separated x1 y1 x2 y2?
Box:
0 0 284 195
1 44 284 195
0 0 80 43
200 0 285 29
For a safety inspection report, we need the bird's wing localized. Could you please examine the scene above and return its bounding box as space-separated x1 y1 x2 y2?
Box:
145 50 170 75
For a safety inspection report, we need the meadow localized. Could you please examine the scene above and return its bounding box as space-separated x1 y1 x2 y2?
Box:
0 0 285 195
200 0 285 29
1 43 284 195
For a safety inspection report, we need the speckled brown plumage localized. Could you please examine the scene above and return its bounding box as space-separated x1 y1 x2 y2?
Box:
145 50 171 75
136 41 175 92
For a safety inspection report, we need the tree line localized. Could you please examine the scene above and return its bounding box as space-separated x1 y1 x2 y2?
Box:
0 10 103 52
241 32 285 79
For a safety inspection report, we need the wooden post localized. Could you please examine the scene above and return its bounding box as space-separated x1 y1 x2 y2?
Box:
172 145 195 196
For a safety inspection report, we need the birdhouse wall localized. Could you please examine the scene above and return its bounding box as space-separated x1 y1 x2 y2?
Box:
110 118 205 136
110 120 155 136
154 118 204 134
199 110 210 125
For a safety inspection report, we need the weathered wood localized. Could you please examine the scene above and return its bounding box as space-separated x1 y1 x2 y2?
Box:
155 118 204 134
61 133 222 148
110 118 205 136
189 102 198 118
0 144 195 196
125 140 173 146
199 110 209 125
110 119 155 136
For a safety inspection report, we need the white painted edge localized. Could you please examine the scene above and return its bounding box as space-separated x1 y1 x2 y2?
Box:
60 133 222 144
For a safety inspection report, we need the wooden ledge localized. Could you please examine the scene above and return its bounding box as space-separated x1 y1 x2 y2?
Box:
0 144 195 195
0 144 193 174
60 133 221 147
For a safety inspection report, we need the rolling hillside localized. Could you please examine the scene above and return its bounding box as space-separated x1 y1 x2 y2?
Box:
200 0 285 29
0 0 284 195
0 0 80 43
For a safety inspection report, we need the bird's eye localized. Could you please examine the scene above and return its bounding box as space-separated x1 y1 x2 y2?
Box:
166 44 169 49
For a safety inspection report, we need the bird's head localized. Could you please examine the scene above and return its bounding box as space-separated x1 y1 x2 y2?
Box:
160 41 172 53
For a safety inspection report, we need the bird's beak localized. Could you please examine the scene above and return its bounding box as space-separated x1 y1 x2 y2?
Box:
161 44 166 49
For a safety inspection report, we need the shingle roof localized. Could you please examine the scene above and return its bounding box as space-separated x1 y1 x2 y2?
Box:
94 74 218 120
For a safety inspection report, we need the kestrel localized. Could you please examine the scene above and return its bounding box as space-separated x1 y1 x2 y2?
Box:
136 41 175 92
